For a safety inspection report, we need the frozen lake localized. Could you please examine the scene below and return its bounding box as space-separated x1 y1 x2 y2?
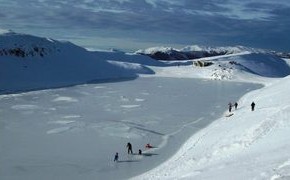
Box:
0 77 262 180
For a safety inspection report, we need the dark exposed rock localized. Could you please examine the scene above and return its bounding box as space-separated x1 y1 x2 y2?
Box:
0 46 51 58
137 49 232 61
194 60 214 67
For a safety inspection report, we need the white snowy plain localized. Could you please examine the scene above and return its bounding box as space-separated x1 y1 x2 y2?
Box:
1 32 290 180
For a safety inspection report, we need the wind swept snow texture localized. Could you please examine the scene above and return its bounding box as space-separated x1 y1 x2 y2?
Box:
0 32 157 93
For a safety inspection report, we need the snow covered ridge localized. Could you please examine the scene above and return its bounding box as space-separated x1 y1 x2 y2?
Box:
0 31 66 58
135 45 248 60
136 45 290 60
208 52 290 80
151 51 290 81
0 31 155 93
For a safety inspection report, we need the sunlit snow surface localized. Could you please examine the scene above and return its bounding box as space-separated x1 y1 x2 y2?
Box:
0 77 261 180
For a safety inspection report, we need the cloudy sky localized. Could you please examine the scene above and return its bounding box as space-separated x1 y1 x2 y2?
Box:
0 0 290 51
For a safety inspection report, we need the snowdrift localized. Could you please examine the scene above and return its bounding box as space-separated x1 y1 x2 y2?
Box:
0 32 156 93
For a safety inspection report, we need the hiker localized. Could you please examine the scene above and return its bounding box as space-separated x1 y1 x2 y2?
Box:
234 102 238 110
228 102 232 112
114 152 119 162
251 101 256 111
127 142 133 154
138 149 142 155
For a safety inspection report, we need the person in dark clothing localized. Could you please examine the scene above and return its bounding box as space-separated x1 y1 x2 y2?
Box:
228 102 232 112
234 102 238 110
138 149 142 155
114 152 119 162
127 142 133 154
251 101 255 111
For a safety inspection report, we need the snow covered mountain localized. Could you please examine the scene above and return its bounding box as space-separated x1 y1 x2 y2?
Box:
135 45 248 60
203 52 290 79
0 31 157 93
136 45 289 61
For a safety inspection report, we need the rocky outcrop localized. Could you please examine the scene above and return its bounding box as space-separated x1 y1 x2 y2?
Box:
194 60 214 67
0 46 52 58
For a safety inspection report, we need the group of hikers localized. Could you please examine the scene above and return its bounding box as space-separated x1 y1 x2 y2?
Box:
228 101 256 112
228 102 238 112
114 142 153 162
114 102 257 162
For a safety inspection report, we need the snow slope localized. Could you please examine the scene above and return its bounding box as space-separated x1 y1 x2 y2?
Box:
132 51 290 179
133 75 290 180
0 31 157 93
146 51 290 85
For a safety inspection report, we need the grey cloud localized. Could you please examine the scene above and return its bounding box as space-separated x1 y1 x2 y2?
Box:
0 0 290 51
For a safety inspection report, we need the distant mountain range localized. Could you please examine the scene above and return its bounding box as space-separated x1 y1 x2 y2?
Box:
135 46 290 60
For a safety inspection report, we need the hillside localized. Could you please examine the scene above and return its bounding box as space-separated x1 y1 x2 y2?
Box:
147 51 290 84
133 74 290 180
0 31 157 93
